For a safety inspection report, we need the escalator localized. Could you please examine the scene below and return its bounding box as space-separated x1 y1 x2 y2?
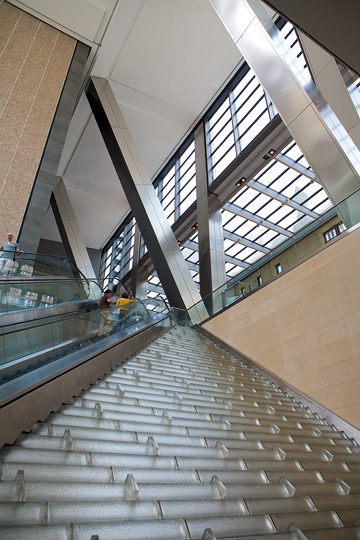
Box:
0 253 173 447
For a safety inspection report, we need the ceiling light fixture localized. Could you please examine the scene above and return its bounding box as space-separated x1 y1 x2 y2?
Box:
191 223 198 230
268 148 275 155
236 177 246 187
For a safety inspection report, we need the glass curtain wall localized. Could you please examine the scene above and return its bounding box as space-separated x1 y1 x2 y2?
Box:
99 22 340 306
99 215 135 290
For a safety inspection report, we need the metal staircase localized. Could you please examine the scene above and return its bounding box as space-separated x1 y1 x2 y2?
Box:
1 325 360 539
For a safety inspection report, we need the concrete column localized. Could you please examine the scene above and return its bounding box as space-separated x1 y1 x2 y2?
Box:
53 177 96 279
210 0 360 206
195 123 226 308
86 77 205 321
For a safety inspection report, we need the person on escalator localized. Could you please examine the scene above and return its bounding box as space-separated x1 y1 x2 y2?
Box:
0 233 23 275
116 290 134 328
98 289 116 336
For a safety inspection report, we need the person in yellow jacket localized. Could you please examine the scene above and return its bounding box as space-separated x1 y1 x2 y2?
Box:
116 290 135 327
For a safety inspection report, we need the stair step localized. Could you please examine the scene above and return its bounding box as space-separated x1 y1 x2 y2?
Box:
0 462 199 484
1 325 360 539
0 478 297 501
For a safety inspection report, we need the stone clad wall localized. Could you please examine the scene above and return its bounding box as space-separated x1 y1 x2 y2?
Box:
0 1 75 242
203 225 360 430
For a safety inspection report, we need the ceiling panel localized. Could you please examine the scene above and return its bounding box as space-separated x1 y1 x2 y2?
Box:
13 0 243 252
111 0 240 114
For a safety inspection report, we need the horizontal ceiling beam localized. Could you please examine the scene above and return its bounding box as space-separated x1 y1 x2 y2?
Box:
224 202 292 237
247 179 319 218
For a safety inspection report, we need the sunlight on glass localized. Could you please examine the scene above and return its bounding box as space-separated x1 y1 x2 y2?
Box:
212 147 236 180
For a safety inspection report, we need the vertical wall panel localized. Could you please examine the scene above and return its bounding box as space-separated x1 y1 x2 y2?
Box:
0 1 76 241
202 225 360 430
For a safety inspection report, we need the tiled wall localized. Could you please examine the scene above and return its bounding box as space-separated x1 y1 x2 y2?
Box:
0 1 75 242
203 225 360 430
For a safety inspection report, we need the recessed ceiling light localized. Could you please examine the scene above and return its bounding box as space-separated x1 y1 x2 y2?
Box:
236 177 246 187
268 148 275 155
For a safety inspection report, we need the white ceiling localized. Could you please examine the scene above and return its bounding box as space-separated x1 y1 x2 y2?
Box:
10 0 243 249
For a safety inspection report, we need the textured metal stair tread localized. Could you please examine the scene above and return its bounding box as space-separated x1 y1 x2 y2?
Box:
1 498 305 522
175 456 294 471
335 508 360 526
14 435 213 455
7 436 290 460
345 462 360 471
303 527 360 540
31 425 217 448
109 372 288 397
1 447 179 468
0 501 46 525
161 496 317 519
189 429 294 444
0 518 190 540
1 479 288 501
242 459 321 472
311 493 360 510
1 325 360 539
0 523 70 540
264 471 324 484
211 400 307 416
321 471 360 484
44 413 188 435
289 433 354 447
72 514 276 539
67 399 220 418
58 405 213 423
0 462 200 484
186 424 316 438
0 499 161 525
270 509 343 532
204 531 358 540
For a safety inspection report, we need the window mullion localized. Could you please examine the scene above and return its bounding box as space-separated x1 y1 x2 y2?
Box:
174 158 181 221
229 89 241 156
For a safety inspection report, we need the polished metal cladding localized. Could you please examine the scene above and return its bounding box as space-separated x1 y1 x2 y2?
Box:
195 123 226 304
298 32 360 155
86 77 204 318
53 177 96 279
210 0 360 205
261 0 360 77
1 325 360 539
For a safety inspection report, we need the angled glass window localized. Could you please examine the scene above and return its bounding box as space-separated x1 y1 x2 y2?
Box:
275 17 312 86
220 140 333 280
99 215 136 288
206 64 275 184
154 137 196 225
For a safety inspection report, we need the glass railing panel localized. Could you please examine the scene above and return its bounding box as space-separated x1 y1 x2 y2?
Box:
0 300 173 385
0 252 83 279
185 189 360 324
0 278 103 315
171 307 192 327
144 297 169 314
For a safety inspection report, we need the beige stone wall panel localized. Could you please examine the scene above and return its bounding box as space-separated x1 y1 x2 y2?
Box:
203 225 360 430
0 1 75 239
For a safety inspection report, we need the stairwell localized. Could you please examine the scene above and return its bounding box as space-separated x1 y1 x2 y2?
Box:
0 325 360 539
